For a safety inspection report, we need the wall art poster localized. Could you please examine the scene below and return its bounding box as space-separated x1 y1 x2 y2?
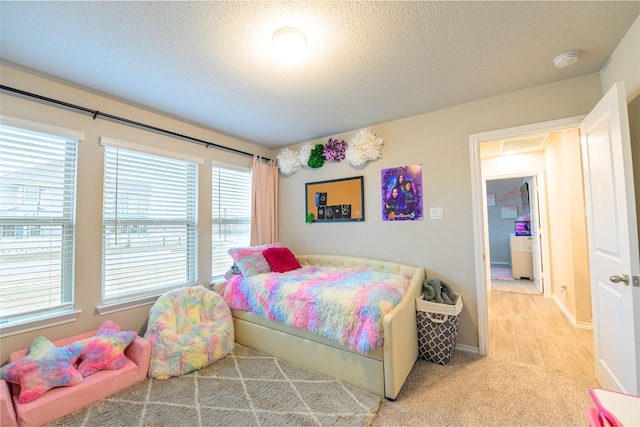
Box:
381 164 423 221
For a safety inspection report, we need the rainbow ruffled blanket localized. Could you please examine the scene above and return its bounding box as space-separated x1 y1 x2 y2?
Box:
221 265 410 354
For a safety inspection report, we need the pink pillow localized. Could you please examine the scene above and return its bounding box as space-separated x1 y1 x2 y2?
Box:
76 320 137 377
228 243 282 277
0 337 84 403
263 247 301 273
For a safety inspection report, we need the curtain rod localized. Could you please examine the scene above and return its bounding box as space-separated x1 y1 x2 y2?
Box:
0 84 271 162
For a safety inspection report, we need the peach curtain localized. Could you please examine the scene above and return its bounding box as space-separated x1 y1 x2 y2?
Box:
250 156 279 245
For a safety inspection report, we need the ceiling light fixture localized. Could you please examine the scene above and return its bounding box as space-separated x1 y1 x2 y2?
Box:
272 27 308 66
553 50 580 69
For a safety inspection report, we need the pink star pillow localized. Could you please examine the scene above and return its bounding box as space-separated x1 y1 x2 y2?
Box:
0 336 84 403
76 320 137 377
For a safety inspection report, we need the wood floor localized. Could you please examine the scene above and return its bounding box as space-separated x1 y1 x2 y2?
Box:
491 278 540 295
488 282 595 378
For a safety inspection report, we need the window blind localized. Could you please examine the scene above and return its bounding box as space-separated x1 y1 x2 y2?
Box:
0 121 79 324
211 164 252 279
102 143 199 302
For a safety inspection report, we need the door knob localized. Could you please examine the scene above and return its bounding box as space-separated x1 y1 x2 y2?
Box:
609 274 629 285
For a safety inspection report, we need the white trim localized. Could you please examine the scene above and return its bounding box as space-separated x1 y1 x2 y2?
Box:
551 294 594 330
469 135 489 356
211 159 252 171
99 136 204 165
575 322 594 331
469 115 584 356
455 343 481 354
553 293 577 324
0 310 82 338
95 294 160 316
0 114 85 141
470 116 585 143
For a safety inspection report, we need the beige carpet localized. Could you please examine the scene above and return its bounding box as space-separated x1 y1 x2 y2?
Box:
373 350 598 426
46 345 597 426
47 345 380 426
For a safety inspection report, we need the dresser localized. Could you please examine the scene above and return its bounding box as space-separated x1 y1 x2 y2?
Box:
510 235 533 280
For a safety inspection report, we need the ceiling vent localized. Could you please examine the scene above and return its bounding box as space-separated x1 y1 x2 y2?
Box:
500 134 549 153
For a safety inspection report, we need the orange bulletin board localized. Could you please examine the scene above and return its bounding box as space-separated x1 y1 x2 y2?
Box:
305 176 364 222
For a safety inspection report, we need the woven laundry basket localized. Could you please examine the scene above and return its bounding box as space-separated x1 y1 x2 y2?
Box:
415 296 463 366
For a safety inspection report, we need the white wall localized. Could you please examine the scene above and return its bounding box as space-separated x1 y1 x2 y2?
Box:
603 13 640 245
601 14 640 101
0 64 275 362
544 130 591 324
278 73 603 350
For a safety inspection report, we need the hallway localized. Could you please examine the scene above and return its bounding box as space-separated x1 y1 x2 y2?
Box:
488 286 595 378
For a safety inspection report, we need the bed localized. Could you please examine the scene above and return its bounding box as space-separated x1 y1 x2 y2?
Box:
214 253 426 400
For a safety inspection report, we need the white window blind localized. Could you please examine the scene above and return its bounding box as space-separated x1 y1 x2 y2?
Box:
0 121 79 325
101 141 199 302
211 164 252 279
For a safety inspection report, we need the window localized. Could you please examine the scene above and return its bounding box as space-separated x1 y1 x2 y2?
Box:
0 117 82 328
211 163 252 279
101 137 201 304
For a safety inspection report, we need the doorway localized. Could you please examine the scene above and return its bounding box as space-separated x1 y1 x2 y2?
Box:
469 116 593 357
472 119 595 376
485 176 540 295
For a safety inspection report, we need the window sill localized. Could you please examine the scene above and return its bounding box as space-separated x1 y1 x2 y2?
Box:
96 294 160 316
0 309 82 338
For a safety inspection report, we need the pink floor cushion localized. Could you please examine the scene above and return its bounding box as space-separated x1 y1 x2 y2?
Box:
144 285 234 379
0 337 84 403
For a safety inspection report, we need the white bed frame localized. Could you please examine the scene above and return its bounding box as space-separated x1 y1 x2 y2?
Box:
220 254 426 400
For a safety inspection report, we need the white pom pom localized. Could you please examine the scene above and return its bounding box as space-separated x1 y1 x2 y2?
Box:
345 145 366 166
346 128 384 167
298 143 312 166
277 148 302 175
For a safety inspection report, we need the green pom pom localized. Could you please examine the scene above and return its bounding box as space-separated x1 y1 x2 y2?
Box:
307 144 326 168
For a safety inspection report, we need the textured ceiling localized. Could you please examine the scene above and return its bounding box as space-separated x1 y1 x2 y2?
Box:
1 1 639 148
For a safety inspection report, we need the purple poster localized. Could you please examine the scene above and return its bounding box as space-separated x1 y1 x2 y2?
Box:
381 165 423 221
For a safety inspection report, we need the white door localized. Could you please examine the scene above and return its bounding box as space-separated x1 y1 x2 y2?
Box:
580 82 639 394
529 176 544 293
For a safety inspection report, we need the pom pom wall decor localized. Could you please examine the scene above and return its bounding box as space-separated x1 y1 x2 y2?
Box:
307 144 326 168
276 128 384 174
276 147 302 175
323 138 347 163
298 143 312 166
346 128 384 167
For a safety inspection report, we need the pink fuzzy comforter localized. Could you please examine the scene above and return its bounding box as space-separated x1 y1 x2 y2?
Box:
220 265 410 354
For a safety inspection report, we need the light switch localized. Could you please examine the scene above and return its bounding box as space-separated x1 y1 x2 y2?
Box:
430 207 443 220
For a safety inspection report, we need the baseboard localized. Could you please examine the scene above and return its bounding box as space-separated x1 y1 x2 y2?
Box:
490 262 510 268
551 294 593 330
574 322 593 330
455 343 479 354
552 294 575 324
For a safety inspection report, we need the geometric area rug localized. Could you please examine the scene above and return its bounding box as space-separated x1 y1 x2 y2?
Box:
47 344 381 426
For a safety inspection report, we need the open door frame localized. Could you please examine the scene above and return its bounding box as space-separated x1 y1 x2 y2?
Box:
469 116 584 356
483 172 548 297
